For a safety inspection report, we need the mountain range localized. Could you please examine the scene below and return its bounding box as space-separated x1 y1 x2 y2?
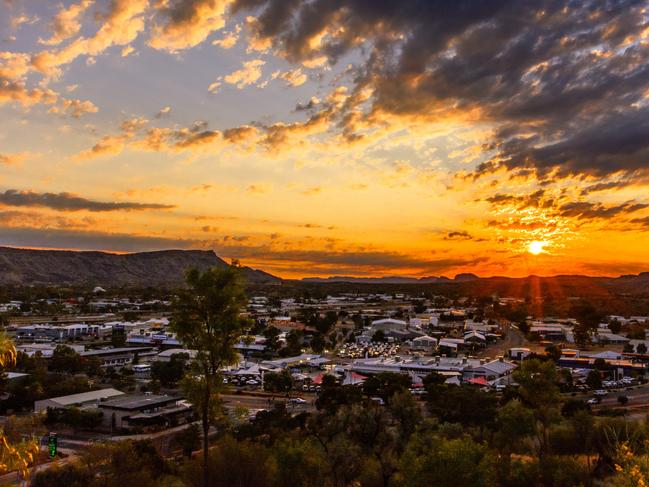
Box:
0 246 648 298
0 247 278 287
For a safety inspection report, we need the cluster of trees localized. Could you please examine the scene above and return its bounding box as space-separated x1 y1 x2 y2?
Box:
1 347 102 413
31 358 649 486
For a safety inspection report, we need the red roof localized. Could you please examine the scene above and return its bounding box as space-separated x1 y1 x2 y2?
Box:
466 377 489 386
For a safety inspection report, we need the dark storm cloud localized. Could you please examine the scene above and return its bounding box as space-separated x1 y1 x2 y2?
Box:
558 201 648 220
0 189 175 212
444 231 473 241
631 216 649 228
233 0 649 177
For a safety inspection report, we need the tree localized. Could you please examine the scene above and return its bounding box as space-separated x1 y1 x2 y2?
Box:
618 395 629 406
0 333 39 479
310 333 326 353
586 369 602 390
545 344 562 362
151 353 188 387
362 372 411 401
398 431 496 487
262 326 281 353
171 267 249 487
513 359 561 456
263 370 293 396
561 399 590 418
111 327 126 348
50 345 84 374
495 399 536 453
173 423 201 457
609 319 622 334
637 343 648 355
372 330 387 343
425 384 498 427
594 357 608 370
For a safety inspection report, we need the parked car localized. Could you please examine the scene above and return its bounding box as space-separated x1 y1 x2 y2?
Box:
290 397 307 404
594 389 608 397
587 398 600 405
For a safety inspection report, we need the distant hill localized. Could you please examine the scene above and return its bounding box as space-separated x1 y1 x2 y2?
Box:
0 247 279 287
300 272 649 298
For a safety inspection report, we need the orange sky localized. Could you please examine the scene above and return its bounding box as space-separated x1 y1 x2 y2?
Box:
1 1 648 279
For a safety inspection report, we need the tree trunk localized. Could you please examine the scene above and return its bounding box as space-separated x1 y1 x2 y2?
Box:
202 382 210 487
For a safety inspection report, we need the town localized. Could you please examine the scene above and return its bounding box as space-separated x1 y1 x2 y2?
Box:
2 273 649 485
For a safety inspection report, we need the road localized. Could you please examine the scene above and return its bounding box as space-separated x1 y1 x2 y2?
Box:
220 393 316 413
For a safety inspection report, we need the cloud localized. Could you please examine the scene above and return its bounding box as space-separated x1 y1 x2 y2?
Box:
10 13 39 30
48 98 98 118
278 67 307 87
156 106 172 118
0 152 29 165
0 78 57 107
631 217 649 228
38 0 93 46
444 231 473 241
0 189 175 212
559 201 648 220
223 59 265 88
212 24 241 48
231 0 649 179
30 0 148 79
247 183 271 194
76 134 129 159
0 226 195 253
149 0 233 52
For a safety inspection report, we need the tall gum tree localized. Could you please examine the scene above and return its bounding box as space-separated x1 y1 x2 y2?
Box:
171 267 249 487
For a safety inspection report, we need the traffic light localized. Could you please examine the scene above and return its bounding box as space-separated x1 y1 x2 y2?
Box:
48 432 57 459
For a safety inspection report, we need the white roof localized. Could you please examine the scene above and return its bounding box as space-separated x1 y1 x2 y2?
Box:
45 388 124 406
413 335 437 342
371 318 407 326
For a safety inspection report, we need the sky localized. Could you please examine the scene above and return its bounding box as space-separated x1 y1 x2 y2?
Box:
1 0 649 279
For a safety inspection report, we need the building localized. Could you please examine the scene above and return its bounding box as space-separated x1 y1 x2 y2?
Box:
80 347 154 368
350 355 517 383
35 388 124 412
508 347 531 360
370 318 407 332
98 394 192 431
16 342 85 358
410 335 438 352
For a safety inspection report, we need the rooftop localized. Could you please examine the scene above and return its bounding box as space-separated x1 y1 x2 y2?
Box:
99 394 180 410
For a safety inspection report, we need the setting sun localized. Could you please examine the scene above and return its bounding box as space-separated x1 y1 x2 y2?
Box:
528 240 547 255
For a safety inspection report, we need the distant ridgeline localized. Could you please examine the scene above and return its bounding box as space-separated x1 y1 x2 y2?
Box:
0 247 279 287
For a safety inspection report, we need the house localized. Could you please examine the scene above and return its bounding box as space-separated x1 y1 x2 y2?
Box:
508 347 531 360
463 330 487 346
35 388 124 412
529 323 568 341
466 358 517 382
99 394 193 431
410 335 438 352
594 332 629 345
438 338 463 354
